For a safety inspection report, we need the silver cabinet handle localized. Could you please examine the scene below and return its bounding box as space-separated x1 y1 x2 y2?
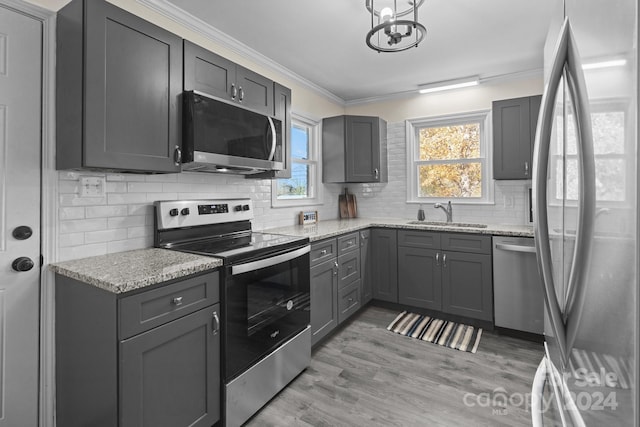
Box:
267 117 277 161
238 86 244 102
231 83 237 99
173 145 182 166
212 311 220 335
524 161 529 176
442 253 447 268
333 261 339 276
435 252 440 266
172 296 183 306
532 17 596 366
320 249 327 256
374 168 379 179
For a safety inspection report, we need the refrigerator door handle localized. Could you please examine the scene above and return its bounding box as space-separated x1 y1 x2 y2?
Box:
562 21 597 358
533 17 571 365
530 357 548 427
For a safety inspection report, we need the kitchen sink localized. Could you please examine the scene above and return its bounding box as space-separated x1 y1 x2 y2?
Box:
407 220 488 228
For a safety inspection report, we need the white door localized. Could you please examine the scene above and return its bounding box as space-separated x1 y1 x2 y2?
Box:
0 5 42 426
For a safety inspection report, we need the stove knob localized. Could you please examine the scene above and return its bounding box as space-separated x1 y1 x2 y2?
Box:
242 204 250 211
234 205 243 212
169 208 179 217
181 208 190 216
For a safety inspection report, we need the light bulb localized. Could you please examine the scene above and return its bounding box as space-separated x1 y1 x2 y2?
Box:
380 7 394 22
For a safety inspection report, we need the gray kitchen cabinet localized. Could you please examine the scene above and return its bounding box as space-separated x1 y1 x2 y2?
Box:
360 229 373 304
56 0 182 173
184 40 274 115
371 228 398 302
310 232 362 346
310 253 339 346
322 115 388 183
56 271 220 427
396 230 493 322
493 95 542 180
255 83 292 179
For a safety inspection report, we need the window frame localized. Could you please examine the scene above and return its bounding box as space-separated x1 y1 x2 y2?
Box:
405 111 494 204
271 113 323 208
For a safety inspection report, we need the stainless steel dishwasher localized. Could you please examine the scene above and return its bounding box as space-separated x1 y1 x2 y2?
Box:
492 236 544 334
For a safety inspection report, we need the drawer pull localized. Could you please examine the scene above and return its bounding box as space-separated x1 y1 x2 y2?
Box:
172 296 183 306
320 249 328 256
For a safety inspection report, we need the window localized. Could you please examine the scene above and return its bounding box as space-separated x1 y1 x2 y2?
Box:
552 101 631 204
406 112 492 203
271 114 322 207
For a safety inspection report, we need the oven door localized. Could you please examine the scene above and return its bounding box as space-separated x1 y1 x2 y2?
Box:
223 245 310 382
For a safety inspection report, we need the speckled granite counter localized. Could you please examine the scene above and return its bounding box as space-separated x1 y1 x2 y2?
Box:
49 248 222 294
265 218 534 242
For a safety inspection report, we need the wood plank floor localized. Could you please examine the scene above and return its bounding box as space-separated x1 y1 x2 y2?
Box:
245 305 544 427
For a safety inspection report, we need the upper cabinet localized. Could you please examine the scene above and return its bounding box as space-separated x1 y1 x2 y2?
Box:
492 95 542 180
56 0 182 173
322 115 388 183
183 41 274 116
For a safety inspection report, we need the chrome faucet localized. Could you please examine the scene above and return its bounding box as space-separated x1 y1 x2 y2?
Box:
434 201 453 223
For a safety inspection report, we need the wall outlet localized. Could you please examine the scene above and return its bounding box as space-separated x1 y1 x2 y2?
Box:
80 176 105 197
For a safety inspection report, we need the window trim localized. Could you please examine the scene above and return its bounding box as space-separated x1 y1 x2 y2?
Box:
271 113 323 208
405 111 494 204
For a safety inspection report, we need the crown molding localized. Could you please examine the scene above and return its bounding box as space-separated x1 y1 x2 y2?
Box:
136 0 346 106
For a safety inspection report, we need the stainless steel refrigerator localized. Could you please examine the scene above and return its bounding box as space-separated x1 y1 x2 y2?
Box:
530 0 638 425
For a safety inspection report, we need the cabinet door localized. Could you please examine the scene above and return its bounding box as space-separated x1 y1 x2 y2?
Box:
236 65 274 115
183 40 234 100
337 250 360 289
360 230 373 304
345 116 381 182
84 0 181 172
338 279 361 324
493 96 533 180
310 259 338 346
371 229 398 302
120 305 220 427
441 252 493 321
398 246 442 310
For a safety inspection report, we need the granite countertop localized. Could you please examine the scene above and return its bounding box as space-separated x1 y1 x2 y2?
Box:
265 217 534 242
49 248 223 294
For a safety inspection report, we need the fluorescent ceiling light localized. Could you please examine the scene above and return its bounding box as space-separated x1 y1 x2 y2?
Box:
418 77 480 94
582 59 627 70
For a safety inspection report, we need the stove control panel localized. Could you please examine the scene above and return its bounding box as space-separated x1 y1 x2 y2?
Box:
155 199 253 229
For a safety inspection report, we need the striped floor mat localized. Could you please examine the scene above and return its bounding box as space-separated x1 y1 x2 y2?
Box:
387 311 482 354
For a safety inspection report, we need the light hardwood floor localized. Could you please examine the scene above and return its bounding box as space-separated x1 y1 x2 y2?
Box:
245 305 544 427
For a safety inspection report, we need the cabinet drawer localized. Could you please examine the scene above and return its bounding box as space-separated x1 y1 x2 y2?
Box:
441 233 491 254
338 279 361 324
119 271 219 339
338 251 360 289
337 232 360 255
398 230 441 248
310 239 337 267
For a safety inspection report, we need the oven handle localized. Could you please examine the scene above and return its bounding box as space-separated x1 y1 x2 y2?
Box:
231 245 310 275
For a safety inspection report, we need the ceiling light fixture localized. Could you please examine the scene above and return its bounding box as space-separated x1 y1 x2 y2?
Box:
418 77 480 94
366 0 426 53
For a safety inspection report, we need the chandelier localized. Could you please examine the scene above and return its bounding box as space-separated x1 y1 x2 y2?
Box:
366 0 426 53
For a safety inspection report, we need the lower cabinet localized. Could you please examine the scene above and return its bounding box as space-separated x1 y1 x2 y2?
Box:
360 229 373 304
397 230 493 322
371 228 398 302
56 271 221 427
310 232 361 346
310 257 338 345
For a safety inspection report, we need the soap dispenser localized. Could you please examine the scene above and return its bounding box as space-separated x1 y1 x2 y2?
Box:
417 205 425 221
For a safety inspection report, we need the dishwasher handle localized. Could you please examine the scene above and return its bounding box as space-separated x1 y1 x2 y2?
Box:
495 243 536 254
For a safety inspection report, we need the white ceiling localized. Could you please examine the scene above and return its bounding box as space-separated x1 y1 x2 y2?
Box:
162 0 557 103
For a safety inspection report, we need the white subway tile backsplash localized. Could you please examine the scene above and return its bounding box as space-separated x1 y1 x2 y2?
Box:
85 228 128 244
58 243 107 262
85 205 128 218
59 207 85 221
127 182 164 193
59 218 107 234
107 215 146 229
107 193 149 205
59 232 85 247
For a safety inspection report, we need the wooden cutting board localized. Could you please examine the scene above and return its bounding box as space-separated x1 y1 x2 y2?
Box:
339 188 350 218
347 191 357 218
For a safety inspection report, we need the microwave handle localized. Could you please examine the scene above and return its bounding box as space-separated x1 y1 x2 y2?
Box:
267 117 277 161
231 246 310 275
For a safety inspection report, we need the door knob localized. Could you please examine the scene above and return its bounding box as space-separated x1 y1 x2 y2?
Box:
12 257 34 272
12 226 33 240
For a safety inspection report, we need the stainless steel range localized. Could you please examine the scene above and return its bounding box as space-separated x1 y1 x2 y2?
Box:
154 199 311 427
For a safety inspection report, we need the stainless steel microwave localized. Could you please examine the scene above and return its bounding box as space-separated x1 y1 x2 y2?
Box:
182 90 284 174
